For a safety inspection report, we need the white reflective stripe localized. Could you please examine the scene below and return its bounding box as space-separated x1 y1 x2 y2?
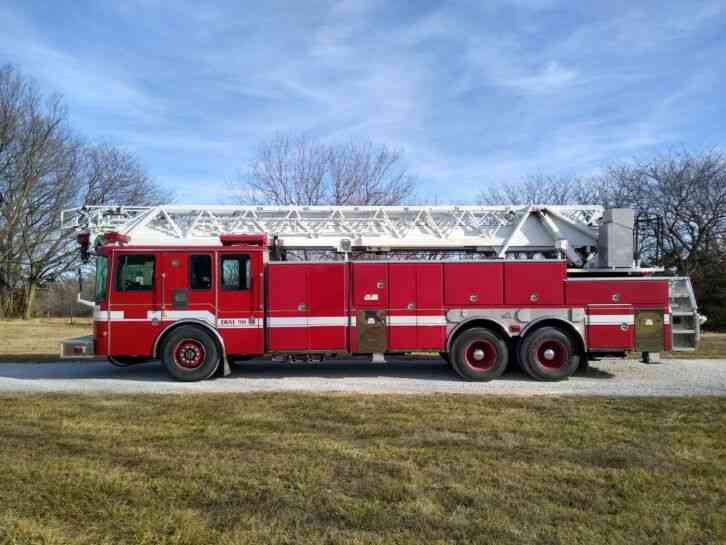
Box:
586 315 634 325
268 317 349 327
417 315 447 326
267 315 446 327
386 316 446 326
149 310 216 324
307 316 349 327
268 317 307 327
97 311 448 328
93 310 124 322
387 316 417 326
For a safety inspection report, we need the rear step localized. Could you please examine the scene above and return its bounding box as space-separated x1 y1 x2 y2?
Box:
668 278 705 351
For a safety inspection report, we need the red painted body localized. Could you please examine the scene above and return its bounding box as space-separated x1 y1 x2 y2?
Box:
91 239 674 360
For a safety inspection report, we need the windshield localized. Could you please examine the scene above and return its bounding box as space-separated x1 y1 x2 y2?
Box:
95 255 109 303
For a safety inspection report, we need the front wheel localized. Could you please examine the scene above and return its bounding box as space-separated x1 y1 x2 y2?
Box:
161 326 221 382
518 327 580 381
450 328 508 381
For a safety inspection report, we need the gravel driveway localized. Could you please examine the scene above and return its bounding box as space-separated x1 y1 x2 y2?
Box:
0 357 725 395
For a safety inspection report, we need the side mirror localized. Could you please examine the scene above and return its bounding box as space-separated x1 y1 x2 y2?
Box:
77 232 91 263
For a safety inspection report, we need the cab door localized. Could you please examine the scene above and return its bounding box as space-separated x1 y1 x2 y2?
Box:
215 249 264 355
157 252 216 326
108 250 160 356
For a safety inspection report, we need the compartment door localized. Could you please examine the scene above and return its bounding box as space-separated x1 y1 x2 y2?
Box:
416 264 445 350
635 309 665 352
267 264 308 351
307 263 348 351
353 263 388 307
586 304 634 351
388 264 417 350
444 263 504 306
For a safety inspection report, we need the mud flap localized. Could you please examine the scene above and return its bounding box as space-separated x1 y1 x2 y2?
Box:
222 356 231 376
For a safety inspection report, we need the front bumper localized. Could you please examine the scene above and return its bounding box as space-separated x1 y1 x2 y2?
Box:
60 335 96 359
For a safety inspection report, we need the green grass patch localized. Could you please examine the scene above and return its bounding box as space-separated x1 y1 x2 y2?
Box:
0 394 724 544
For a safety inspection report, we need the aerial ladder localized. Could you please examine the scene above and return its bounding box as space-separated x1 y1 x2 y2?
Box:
62 204 607 267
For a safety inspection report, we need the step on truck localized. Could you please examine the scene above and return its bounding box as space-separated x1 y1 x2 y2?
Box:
60 205 705 382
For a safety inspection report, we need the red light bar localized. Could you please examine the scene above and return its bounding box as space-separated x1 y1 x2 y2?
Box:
220 234 267 246
102 232 130 244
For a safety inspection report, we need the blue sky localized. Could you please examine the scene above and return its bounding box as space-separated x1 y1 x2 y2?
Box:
1 0 725 203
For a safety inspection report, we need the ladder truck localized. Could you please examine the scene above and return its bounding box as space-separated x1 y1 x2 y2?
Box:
60 204 704 382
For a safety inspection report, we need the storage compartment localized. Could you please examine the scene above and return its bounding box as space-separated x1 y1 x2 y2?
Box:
267 263 348 352
504 262 565 305
444 263 503 306
357 309 386 352
586 304 634 351
387 263 445 350
566 280 668 306
307 263 348 351
635 309 665 352
267 264 308 351
353 263 388 307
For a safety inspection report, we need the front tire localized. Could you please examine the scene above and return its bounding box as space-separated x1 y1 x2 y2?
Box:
450 328 508 381
518 327 579 381
161 326 221 382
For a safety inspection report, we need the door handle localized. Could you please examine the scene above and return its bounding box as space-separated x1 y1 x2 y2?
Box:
298 303 307 312
407 302 415 310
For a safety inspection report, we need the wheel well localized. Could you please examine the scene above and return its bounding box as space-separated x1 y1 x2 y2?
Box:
520 319 585 358
153 320 226 360
447 319 510 353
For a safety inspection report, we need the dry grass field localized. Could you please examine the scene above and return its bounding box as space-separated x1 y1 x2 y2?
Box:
0 318 91 361
0 394 724 545
1 318 724 361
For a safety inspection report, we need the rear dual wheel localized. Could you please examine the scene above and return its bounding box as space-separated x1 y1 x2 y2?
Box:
518 327 579 381
451 328 508 381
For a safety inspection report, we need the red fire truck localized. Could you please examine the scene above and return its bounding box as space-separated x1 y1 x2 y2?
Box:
60 205 704 382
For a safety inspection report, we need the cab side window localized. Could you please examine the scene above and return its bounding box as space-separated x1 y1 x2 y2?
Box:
221 255 250 290
189 255 212 290
116 255 155 291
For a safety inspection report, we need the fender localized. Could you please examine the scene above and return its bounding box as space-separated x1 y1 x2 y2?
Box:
153 319 227 360
446 317 511 354
519 316 587 350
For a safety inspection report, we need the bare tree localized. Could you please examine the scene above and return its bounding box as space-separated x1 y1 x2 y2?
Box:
80 143 168 206
477 175 598 206
237 132 416 205
328 140 415 205
598 150 726 273
597 151 726 327
0 64 168 318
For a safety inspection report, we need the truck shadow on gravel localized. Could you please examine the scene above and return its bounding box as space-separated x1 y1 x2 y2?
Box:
0 359 616 382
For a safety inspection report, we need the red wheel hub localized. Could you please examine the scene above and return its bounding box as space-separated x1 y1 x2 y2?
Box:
173 340 206 369
535 340 567 369
464 340 497 370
